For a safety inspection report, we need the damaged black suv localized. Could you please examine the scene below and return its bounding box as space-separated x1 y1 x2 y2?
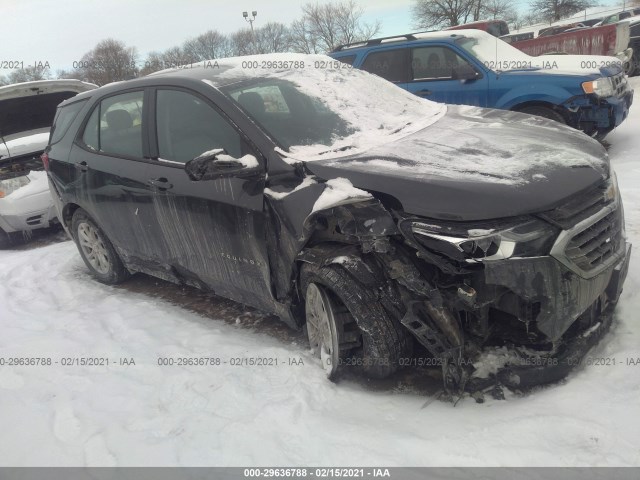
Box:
45 54 631 397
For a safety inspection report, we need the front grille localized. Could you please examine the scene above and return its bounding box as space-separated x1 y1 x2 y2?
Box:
26 215 43 226
551 198 625 279
612 73 628 98
564 208 623 272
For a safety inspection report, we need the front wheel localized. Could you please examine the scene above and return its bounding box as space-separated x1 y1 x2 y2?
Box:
71 209 129 284
301 262 412 379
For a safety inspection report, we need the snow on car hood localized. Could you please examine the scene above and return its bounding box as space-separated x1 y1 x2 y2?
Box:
306 105 609 221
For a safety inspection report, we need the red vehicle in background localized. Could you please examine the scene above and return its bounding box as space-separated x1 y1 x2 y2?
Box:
447 19 635 75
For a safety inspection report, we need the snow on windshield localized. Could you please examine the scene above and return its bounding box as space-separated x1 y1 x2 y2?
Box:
199 53 447 160
455 30 532 67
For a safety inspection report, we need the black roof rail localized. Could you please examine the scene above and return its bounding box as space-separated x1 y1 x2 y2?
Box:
331 31 436 52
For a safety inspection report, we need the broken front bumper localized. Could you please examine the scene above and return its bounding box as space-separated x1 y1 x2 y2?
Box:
467 242 631 393
566 86 633 136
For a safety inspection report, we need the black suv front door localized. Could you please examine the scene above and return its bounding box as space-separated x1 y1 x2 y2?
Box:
146 87 272 308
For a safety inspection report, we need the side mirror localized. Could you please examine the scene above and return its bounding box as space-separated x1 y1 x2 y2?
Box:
185 149 259 181
454 64 480 82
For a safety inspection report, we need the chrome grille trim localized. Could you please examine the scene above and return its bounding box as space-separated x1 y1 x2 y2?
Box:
612 72 629 98
551 197 625 279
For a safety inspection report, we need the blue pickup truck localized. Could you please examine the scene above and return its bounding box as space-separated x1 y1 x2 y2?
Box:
329 29 634 139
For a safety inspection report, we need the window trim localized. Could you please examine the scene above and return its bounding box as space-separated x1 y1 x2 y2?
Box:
408 43 483 83
360 46 410 84
148 85 265 170
74 88 150 163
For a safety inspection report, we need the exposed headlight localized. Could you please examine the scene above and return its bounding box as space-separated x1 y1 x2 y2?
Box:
582 78 615 97
0 175 30 198
409 217 559 262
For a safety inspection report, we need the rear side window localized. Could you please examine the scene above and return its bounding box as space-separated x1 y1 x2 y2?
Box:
361 49 408 83
335 55 356 66
50 99 87 144
81 91 144 158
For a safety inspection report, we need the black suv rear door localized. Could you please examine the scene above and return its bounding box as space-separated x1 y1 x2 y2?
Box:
69 89 167 267
146 87 272 309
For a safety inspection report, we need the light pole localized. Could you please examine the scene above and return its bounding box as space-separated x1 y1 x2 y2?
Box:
243 10 257 32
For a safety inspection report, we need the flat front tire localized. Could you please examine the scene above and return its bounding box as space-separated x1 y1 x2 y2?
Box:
301 262 411 379
71 209 129 284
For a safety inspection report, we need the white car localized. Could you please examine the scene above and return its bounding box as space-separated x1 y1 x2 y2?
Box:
0 79 96 247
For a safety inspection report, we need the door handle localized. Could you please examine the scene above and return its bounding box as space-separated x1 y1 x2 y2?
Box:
148 178 173 190
75 161 88 172
416 89 432 96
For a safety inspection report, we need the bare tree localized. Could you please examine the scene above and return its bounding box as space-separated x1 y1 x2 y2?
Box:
140 44 203 76
253 22 292 54
230 29 256 56
412 0 483 29
230 23 292 55
0 65 51 85
183 30 234 61
529 0 594 22
289 18 321 54
290 0 381 53
483 0 518 23
519 11 544 27
74 39 138 86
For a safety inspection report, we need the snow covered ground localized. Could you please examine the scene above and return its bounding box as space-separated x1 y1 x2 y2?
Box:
1 79 640 467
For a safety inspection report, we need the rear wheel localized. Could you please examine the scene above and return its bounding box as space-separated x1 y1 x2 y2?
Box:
71 209 129 284
518 105 566 124
301 262 411 379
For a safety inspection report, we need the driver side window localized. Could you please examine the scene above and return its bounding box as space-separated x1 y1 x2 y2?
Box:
156 89 242 163
411 46 473 81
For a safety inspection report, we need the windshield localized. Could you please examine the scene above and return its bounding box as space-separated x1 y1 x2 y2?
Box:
215 53 446 159
455 30 532 70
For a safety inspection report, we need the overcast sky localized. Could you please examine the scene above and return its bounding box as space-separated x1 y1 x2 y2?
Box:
0 0 414 75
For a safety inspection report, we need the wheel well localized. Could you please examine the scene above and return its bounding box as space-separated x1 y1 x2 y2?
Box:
62 203 81 230
511 101 566 116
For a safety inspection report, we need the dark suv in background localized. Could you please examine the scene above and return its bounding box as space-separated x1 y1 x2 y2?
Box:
44 55 630 399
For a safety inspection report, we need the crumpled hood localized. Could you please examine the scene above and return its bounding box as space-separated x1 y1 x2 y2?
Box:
305 105 609 221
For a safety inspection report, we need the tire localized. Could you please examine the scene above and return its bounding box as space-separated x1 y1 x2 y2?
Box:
300 262 412 379
518 106 566 124
71 209 129 284
628 53 640 77
0 226 19 249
